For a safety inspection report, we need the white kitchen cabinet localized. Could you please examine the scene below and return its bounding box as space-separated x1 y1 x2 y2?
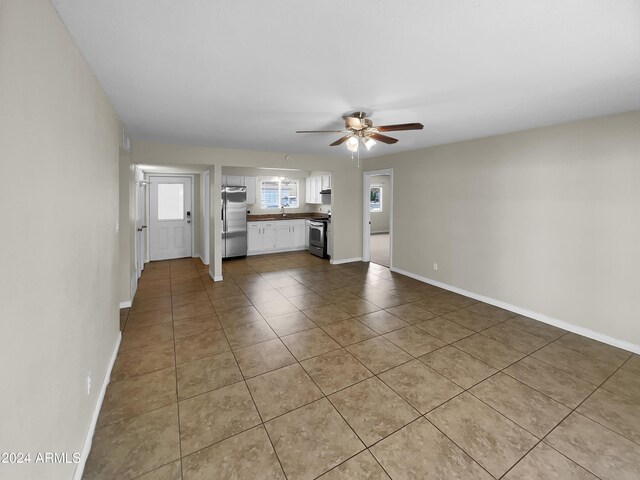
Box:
247 223 262 253
306 175 328 204
292 220 306 249
247 220 309 255
275 224 291 249
304 220 310 248
262 223 276 251
327 221 333 258
245 176 257 205
226 175 244 186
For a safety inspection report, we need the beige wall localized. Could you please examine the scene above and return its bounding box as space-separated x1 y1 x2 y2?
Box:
133 142 363 278
119 154 136 305
0 1 121 479
370 174 391 233
365 111 640 349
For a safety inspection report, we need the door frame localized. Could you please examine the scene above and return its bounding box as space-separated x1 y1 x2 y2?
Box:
134 166 146 278
147 174 196 260
362 168 393 267
202 171 211 265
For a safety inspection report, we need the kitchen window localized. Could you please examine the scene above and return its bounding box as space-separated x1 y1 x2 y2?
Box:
260 178 299 209
370 186 382 212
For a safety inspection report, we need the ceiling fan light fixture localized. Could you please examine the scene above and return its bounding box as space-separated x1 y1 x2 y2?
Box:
363 137 376 151
346 136 359 152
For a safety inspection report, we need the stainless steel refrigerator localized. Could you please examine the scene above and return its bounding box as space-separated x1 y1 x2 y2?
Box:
221 186 247 258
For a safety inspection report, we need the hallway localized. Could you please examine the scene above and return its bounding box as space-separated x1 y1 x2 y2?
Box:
86 253 640 480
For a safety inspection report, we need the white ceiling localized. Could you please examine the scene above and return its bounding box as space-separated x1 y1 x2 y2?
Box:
52 0 640 157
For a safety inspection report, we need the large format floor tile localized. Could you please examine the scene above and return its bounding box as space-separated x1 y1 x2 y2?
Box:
84 405 180 480
378 359 462 414
178 381 261 456
503 356 596 408
317 451 390 480
370 417 492 480
427 393 537 478
181 426 285 480
91 255 638 480
346 336 413 374
503 442 597 480
546 413 640 480
301 348 373 395
329 377 419 446
246 363 323 421
470 373 570 438
265 398 365 480
419 345 497 389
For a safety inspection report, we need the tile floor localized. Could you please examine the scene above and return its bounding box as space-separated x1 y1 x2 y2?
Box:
87 252 640 480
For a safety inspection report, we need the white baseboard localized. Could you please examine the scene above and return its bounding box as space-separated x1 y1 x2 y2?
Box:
118 301 132 309
330 257 363 265
74 332 122 480
213 276 223 282
198 254 209 266
390 266 640 355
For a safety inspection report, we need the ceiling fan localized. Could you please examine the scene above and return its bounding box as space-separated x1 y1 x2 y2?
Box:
296 111 423 152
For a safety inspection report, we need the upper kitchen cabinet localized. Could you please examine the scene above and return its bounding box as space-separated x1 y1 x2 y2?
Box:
221 175 257 205
306 174 331 204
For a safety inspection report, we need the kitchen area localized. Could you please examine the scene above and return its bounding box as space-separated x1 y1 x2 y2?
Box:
220 167 332 260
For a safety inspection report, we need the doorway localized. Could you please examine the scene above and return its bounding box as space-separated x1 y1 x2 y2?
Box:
149 175 193 260
363 169 392 267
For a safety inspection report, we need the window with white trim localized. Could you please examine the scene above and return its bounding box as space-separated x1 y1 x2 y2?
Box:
260 178 299 209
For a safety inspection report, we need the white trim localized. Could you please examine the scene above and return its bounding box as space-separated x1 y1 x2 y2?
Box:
73 332 122 480
213 275 224 282
390 266 640 355
148 174 195 260
363 169 393 267
330 257 363 265
118 301 132 309
198 254 208 266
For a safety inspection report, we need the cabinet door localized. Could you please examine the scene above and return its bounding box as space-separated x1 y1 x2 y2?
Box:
262 223 276 250
310 177 320 204
321 175 330 190
305 222 310 248
292 221 306 248
221 175 227 186
247 224 262 253
245 176 257 205
305 177 312 203
327 224 333 257
226 175 244 186
275 223 291 249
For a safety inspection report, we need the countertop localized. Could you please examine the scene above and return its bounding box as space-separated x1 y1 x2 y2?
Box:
247 213 330 222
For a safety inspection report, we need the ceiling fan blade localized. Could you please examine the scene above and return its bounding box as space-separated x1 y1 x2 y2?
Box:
376 123 424 132
330 135 351 146
370 133 399 144
296 130 344 133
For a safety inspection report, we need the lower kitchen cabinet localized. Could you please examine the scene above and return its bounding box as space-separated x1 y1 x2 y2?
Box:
248 220 307 255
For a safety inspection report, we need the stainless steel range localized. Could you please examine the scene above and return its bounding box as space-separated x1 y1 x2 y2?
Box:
308 220 327 258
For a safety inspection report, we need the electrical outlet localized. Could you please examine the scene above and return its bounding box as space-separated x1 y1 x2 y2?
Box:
87 372 92 395
433 263 438 271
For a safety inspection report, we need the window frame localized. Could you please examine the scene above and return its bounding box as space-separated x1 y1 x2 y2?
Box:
259 177 300 210
370 185 382 212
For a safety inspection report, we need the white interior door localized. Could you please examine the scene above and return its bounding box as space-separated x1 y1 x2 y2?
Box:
149 176 193 260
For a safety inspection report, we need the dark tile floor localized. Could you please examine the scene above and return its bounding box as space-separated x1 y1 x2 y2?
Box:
85 252 640 479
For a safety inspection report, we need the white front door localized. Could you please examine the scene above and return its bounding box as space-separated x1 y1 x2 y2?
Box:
149 176 193 260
